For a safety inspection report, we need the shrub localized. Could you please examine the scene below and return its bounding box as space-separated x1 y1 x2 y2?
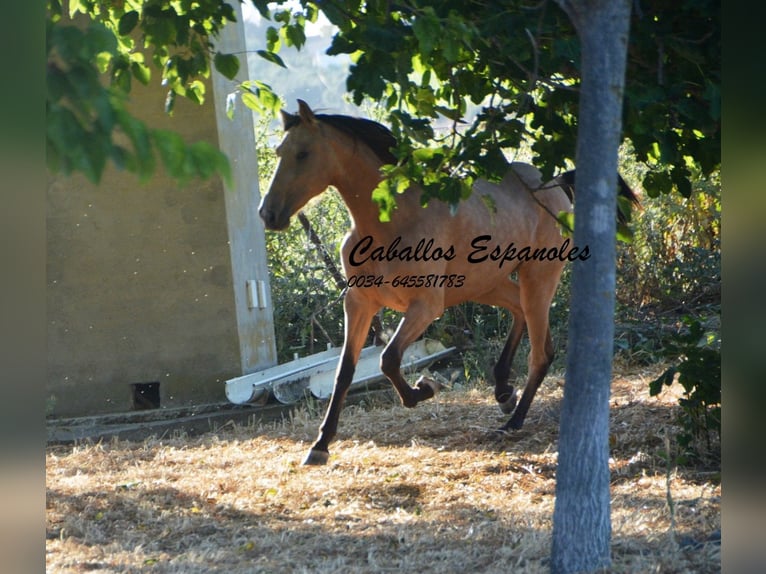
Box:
649 316 721 464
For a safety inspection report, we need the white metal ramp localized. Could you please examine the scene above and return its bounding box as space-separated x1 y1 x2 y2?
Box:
225 339 455 405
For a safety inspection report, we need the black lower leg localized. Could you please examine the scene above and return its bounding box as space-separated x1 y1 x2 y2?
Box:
306 355 355 461
502 361 551 431
494 320 524 412
381 345 421 407
493 348 516 408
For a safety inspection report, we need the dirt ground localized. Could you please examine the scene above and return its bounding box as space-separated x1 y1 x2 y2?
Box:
46 365 720 573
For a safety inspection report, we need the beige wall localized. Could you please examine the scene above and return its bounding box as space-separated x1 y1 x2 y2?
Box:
47 17 276 417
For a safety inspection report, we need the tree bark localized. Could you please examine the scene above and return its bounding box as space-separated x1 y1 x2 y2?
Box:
551 1 632 573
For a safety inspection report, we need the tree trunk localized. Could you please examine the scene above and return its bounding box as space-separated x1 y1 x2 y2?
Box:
551 1 632 573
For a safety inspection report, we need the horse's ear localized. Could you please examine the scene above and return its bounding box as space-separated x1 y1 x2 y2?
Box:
297 99 316 125
280 109 300 131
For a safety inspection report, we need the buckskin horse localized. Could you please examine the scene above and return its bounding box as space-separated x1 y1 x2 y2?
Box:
258 100 637 465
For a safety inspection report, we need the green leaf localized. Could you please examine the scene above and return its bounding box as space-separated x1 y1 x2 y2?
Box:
239 81 281 117
643 170 672 198
116 110 154 180
616 221 634 244
68 0 88 18
672 166 692 198
152 129 185 175
649 367 677 396
131 61 151 85
556 211 574 237
273 10 291 24
616 195 634 223
251 0 271 19
371 180 398 222
412 147 441 162
189 141 228 181
443 36 460 64
266 26 281 52
144 12 176 46
118 11 139 36
256 50 286 68
94 51 112 73
327 34 355 56
412 9 440 58
187 80 205 105
285 24 306 48
214 52 240 80
241 91 260 112
434 105 463 121
47 106 86 175
84 21 118 55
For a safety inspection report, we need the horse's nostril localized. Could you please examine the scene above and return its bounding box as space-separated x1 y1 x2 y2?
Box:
259 207 274 227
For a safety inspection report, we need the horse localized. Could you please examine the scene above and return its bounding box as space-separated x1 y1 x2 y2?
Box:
259 100 638 465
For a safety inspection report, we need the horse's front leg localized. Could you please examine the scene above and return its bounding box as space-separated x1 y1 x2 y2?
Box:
500 263 559 432
380 299 444 408
303 290 378 466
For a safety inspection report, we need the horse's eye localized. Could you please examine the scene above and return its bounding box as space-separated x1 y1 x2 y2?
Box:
296 150 309 161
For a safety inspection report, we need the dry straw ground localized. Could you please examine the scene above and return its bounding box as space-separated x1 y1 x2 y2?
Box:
46 366 720 573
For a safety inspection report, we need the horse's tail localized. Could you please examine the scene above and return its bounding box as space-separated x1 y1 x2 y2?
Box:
557 169 640 224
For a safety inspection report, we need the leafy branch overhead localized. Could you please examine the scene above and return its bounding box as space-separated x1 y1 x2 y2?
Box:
47 0 718 199
47 0 243 184
249 0 718 215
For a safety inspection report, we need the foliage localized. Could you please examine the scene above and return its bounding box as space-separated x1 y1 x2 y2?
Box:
46 0 247 183
617 181 720 312
649 316 721 463
47 0 719 203
625 0 720 198
613 148 720 367
253 0 719 217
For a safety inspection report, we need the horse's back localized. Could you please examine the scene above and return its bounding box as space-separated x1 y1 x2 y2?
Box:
506 162 544 190
472 162 570 214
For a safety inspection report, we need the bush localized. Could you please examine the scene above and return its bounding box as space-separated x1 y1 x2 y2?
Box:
649 316 721 464
611 156 720 466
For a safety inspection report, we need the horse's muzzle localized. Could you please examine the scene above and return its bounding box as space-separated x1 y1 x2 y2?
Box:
258 205 289 231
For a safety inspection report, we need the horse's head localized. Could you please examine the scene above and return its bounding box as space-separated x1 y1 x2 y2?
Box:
258 100 339 230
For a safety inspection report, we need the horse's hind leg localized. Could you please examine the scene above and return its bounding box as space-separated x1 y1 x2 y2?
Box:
500 264 560 431
494 312 525 414
501 325 554 431
380 299 444 408
474 282 525 414
304 290 378 465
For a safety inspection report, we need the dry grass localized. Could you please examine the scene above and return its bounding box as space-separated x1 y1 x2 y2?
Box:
46 366 720 573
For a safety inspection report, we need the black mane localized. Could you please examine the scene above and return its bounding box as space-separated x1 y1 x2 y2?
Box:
289 113 398 165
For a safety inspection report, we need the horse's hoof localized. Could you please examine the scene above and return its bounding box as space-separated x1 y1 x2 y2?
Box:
494 414 525 437
415 375 442 397
498 391 518 415
302 448 329 466
504 416 524 431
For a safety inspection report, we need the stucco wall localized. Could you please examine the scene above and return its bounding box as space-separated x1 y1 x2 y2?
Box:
47 58 273 417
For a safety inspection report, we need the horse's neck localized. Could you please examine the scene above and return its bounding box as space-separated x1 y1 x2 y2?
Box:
330 143 390 236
